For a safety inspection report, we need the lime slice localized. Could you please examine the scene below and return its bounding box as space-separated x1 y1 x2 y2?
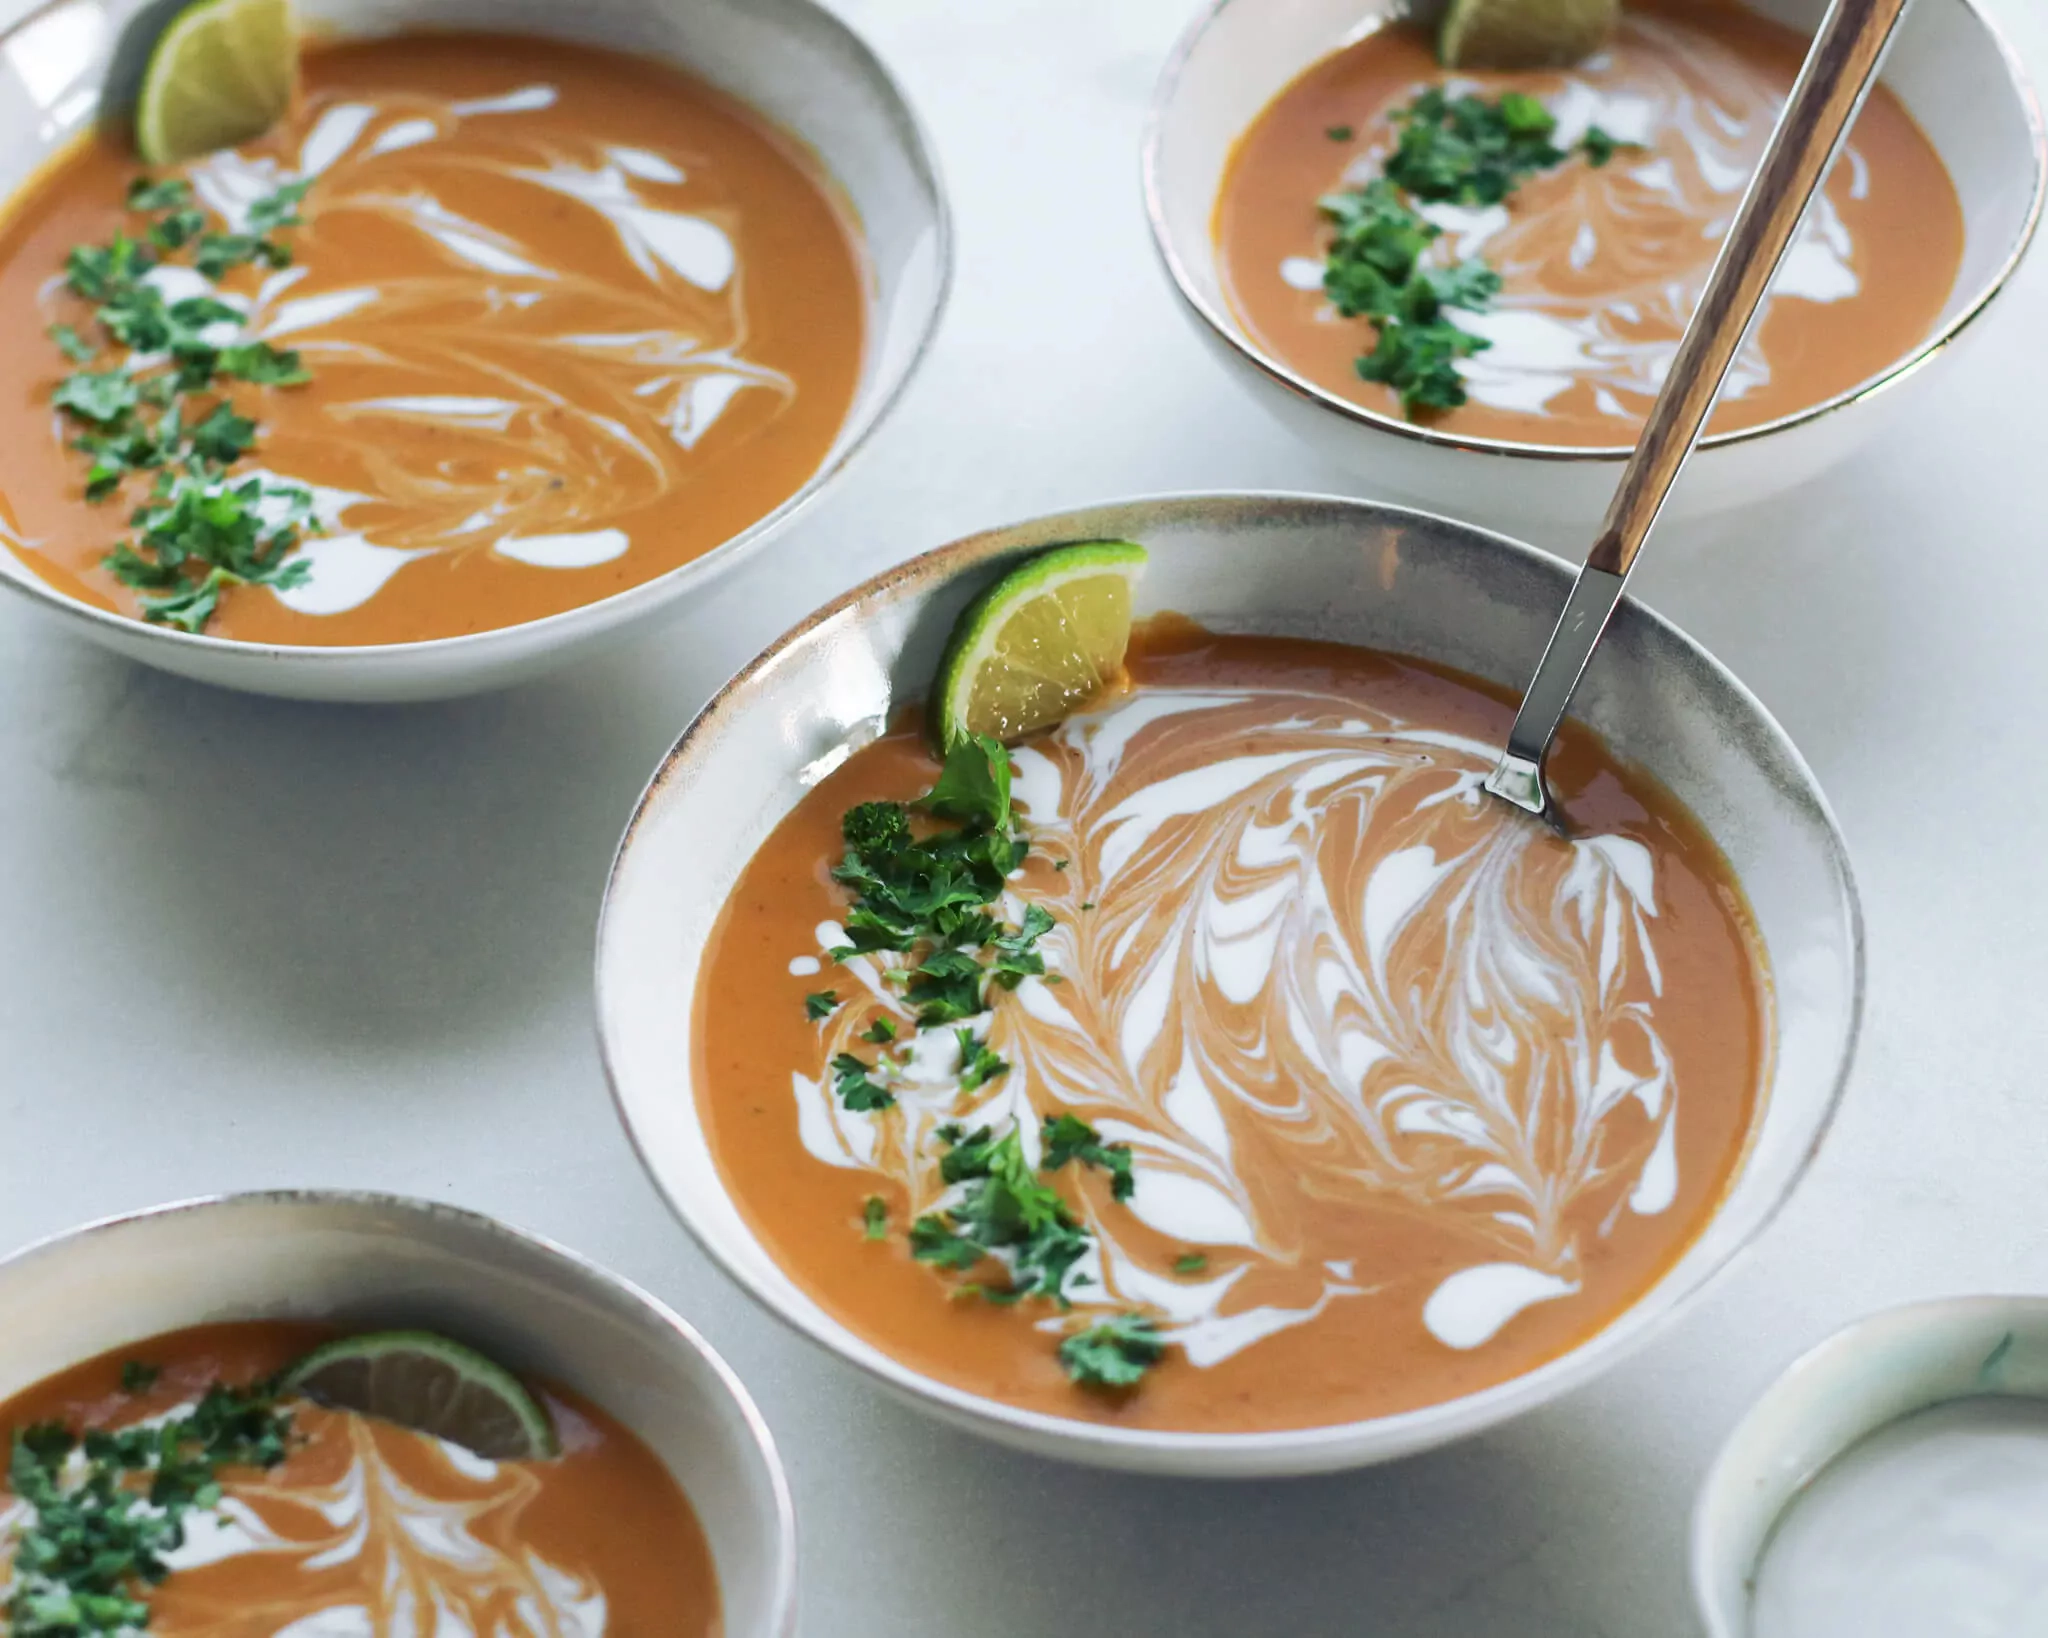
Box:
933 540 1147 748
1438 0 1618 70
283 1331 559 1460
134 0 298 166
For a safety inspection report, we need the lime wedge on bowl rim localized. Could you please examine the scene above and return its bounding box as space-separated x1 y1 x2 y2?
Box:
135 0 299 166
1438 0 1618 70
283 1330 559 1460
932 540 1148 749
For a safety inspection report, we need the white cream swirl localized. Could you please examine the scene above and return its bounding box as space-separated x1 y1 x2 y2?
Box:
795 684 1679 1362
175 85 792 615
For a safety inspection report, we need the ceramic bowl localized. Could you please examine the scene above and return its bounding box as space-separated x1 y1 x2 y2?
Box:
1143 0 2045 537
0 0 949 702
596 491 1864 1477
1692 1295 2048 1637
0 1190 797 1635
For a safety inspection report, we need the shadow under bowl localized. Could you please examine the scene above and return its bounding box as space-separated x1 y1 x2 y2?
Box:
1143 0 2044 536
596 490 1864 1477
0 0 950 701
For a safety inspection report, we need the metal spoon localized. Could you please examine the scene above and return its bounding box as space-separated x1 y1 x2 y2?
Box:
1484 0 1911 821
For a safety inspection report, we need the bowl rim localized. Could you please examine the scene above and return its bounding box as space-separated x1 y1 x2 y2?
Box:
0 0 954 670
0 1187 800 1636
594 487 1867 1464
1687 1292 2048 1637
1139 0 2048 465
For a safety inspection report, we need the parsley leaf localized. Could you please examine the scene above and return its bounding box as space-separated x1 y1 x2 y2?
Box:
804 990 839 1021
860 1016 898 1044
920 1124 1093 1304
1059 1314 1164 1388
954 1027 1008 1092
862 1196 889 1240
125 177 192 212
923 733 1013 830
52 370 138 426
47 323 94 364
118 1361 161 1394
1042 1113 1135 1202
830 1052 895 1112
1173 1253 1209 1276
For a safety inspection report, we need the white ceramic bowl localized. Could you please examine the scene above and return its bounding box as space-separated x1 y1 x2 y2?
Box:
1692 1295 2048 1638
1143 0 2045 536
0 0 949 701
596 491 1865 1477
0 1190 797 1635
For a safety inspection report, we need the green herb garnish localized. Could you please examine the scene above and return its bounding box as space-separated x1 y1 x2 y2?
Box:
862 1196 889 1240
48 174 316 631
116 1361 160 1395
804 990 839 1021
4 1378 292 1637
1059 1314 1165 1390
1173 1253 1209 1277
830 1052 896 1113
953 1028 1008 1092
1042 1113 1135 1203
859 1016 898 1044
1319 87 1622 415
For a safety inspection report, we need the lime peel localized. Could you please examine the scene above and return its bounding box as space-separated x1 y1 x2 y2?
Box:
932 540 1148 750
283 1329 559 1461
135 0 299 166
1438 0 1619 70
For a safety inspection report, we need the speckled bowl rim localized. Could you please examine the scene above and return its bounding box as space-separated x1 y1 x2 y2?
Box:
1140 0 2047 464
0 1188 799 1636
0 0 954 669
596 488 1866 1465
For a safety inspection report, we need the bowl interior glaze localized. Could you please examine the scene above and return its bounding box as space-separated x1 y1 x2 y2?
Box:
0 0 948 699
597 492 1864 1477
0 1192 797 1636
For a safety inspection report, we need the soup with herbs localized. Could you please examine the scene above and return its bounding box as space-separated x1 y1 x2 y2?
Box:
693 626 1768 1431
0 1322 721 1634
0 31 864 642
1215 0 1962 443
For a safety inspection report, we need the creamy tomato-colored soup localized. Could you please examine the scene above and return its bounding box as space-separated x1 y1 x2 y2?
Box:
1216 0 1963 445
695 630 1767 1431
0 1322 721 1634
0 32 864 643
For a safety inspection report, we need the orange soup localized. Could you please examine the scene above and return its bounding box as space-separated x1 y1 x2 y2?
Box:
692 634 1777 1425
0 32 865 643
1216 0 1963 444
0 1322 721 1633
693 630 1768 1431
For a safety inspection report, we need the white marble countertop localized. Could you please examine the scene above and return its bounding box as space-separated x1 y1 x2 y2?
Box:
4 0 2046 1632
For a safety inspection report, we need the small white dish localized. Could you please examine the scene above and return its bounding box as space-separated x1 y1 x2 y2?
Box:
1143 0 2045 534
1693 1295 2048 1638
0 0 949 701
0 1190 797 1636
596 490 1863 1477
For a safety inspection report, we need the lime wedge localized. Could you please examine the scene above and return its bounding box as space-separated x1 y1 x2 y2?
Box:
134 0 298 166
1438 0 1618 70
283 1331 559 1460
933 540 1148 748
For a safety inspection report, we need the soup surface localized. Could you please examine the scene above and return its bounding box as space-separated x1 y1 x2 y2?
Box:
1216 0 1963 445
0 1321 721 1634
0 31 864 643
694 629 1768 1431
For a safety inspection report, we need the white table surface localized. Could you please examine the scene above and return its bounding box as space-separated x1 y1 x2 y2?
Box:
4 1 2047 1632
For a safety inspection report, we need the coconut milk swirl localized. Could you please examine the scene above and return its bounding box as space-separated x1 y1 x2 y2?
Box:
795 685 1679 1364
102 1406 606 1637
1284 14 1863 422
135 86 791 615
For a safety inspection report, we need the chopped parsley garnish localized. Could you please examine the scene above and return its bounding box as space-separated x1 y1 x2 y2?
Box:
1059 1314 1165 1390
830 1052 896 1113
1172 1253 1209 1277
804 990 839 1021
1319 88 1625 415
4 1377 293 1636
824 734 1165 1391
46 174 316 631
1042 1113 1135 1203
116 1361 160 1395
862 1196 889 1240
1325 123 1354 142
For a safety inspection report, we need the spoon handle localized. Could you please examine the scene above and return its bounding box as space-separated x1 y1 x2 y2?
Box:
1589 0 1911 576
1485 0 1910 816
